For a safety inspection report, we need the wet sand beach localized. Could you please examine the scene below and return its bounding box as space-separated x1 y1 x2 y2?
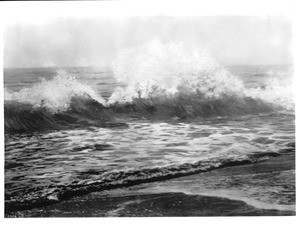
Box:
6 151 295 217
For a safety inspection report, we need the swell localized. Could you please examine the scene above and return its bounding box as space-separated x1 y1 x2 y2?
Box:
5 151 284 213
4 93 280 134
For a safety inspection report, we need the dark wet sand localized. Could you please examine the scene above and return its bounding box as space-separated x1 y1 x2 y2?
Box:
6 152 295 217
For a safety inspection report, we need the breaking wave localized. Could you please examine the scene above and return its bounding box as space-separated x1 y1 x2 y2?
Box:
4 40 294 134
4 70 106 113
108 40 293 109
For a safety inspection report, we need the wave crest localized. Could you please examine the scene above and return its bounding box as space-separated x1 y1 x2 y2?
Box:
4 41 294 133
108 40 293 110
109 40 244 103
5 70 106 113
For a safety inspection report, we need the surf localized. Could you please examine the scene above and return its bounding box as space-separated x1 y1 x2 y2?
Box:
4 40 294 134
5 149 286 213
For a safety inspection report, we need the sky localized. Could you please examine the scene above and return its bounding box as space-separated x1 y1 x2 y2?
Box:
3 16 292 68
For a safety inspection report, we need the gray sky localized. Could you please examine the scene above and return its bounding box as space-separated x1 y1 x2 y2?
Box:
4 16 292 68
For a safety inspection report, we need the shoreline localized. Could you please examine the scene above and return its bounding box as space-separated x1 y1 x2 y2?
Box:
6 152 295 217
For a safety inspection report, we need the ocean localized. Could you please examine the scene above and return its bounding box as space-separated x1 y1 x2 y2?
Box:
4 47 295 216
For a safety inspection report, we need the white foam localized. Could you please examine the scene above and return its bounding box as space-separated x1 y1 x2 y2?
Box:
247 77 294 110
4 70 106 113
109 40 242 103
109 39 294 110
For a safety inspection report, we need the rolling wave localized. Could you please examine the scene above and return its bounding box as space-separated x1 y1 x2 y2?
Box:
4 40 294 134
4 96 115 134
5 92 282 134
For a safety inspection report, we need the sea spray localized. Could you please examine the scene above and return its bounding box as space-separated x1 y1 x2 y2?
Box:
109 40 244 103
3 40 294 133
109 40 294 111
4 71 114 133
246 76 294 110
4 70 106 113
4 40 293 112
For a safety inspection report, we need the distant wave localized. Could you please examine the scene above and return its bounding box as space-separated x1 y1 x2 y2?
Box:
6 150 289 213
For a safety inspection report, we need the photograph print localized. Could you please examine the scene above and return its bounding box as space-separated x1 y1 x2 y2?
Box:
3 4 295 217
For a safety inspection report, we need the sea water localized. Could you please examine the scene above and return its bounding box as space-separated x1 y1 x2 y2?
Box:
4 41 295 213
